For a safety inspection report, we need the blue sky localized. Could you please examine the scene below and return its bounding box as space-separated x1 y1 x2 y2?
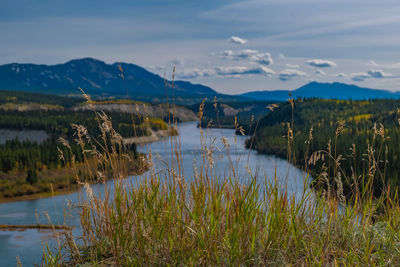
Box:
2 0 400 94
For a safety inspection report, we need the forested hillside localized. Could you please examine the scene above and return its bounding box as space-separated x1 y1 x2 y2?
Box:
0 92 172 199
190 100 274 129
0 58 220 103
248 98 400 197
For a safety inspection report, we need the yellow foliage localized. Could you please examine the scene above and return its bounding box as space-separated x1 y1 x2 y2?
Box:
349 114 372 122
148 118 168 130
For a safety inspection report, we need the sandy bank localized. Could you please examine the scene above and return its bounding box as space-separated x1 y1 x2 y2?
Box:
123 128 175 144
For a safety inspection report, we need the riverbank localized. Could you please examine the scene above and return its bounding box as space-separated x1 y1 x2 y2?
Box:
0 121 308 266
124 127 178 144
0 156 148 203
0 126 178 203
50 121 400 266
0 187 78 203
0 224 72 231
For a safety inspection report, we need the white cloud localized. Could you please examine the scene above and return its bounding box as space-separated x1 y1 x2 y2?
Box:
147 64 165 71
368 69 390 78
351 69 392 81
279 69 308 81
216 65 275 77
335 73 347 78
386 63 400 69
170 58 185 66
367 60 378 67
286 63 300 68
177 68 216 79
176 65 275 79
221 50 234 58
366 60 400 69
306 59 337 68
351 72 369 81
221 49 273 65
228 36 247 45
315 69 326 76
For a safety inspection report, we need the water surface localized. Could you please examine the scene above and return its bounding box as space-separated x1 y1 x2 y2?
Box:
0 129 48 144
0 122 308 266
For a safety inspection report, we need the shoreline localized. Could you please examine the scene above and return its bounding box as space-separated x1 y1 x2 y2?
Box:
0 164 149 204
123 127 178 144
0 159 149 204
0 127 180 204
0 224 73 231
0 186 80 204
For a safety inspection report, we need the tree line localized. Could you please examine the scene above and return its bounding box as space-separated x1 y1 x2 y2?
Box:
247 98 400 198
0 108 168 175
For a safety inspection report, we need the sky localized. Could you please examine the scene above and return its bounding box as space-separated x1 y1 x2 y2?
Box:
2 0 400 94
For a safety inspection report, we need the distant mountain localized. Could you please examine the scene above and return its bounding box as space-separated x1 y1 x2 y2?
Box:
7 59 394 104
0 58 226 103
241 82 400 101
240 90 292 101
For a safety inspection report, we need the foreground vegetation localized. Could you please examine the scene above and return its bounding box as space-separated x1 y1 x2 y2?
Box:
41 99 400 266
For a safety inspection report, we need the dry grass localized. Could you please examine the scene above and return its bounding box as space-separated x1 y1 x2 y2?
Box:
41 73 400 266
39 102 400 267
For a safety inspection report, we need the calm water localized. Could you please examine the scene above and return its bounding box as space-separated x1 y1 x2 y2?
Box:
0 129 48 145
0 122 309 266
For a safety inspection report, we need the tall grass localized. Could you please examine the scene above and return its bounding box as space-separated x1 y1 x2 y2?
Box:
42 94 400 266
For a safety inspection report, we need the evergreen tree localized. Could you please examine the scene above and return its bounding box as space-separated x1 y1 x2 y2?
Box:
26 169 38 184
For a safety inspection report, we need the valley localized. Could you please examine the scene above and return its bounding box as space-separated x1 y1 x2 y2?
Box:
1 58 400 265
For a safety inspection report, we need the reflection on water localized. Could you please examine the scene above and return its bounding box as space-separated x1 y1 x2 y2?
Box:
0 122 309 266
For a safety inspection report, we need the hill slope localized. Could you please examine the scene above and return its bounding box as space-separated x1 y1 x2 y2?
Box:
241 82 400 101
248 98 400 197
0 58 219 102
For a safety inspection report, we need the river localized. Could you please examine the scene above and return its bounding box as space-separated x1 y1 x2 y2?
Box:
0 122 309 266
0 129 48 145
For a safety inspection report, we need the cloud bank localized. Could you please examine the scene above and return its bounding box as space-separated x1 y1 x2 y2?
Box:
335 73 347 78
367 60 400 69
177 68 216 79
177 65 275 79
221 49 273 65
279 69 308 81
306 59 337 68
352 69 392 81
286 63 300 69
216 66 274 77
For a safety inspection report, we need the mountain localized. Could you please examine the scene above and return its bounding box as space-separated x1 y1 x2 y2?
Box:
240 90 292 101
7 59 394 103
241 82 400 101
0 58 224 103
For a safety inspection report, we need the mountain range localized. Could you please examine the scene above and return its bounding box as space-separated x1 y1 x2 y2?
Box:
1 58 400 102
241 82 400 101
0 58 226 103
